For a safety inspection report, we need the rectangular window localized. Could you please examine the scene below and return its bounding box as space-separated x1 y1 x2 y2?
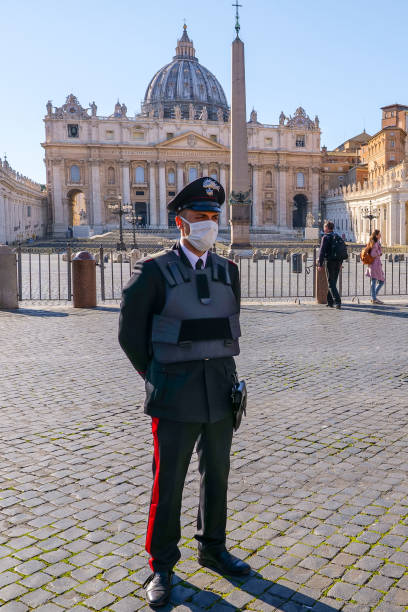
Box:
132 129 144 140
390 140 395 148
106 130 114 140
135 190 145 195
390 154 395 160
296 135 305 147
265 137 273 146
168 191 176 196
67 124 79 138
27 206 31 217
166 132 174 140
209 134 217 142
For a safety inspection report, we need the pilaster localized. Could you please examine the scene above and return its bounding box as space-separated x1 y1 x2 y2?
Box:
158 162 167 227
148 162 157 227
51 158 65 237
399 198 407 245
176 163 184 193
90 160 103 233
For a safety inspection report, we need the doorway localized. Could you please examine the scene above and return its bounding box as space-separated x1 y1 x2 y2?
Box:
293 194 308 228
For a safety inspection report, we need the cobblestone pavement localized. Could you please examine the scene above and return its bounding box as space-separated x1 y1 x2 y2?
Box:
1 301 408 611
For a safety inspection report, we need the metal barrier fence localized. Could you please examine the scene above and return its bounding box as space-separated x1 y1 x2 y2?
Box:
15 245 408 301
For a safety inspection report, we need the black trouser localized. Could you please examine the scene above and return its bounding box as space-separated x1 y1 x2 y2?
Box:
145 414 233 572
326 260 342 305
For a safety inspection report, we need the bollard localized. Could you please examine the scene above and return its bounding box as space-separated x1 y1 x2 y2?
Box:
316 265 329 304
0 245 18 309
72 251 96 308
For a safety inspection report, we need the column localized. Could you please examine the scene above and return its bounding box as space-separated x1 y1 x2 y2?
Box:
311 167 319 220
0 192 5 243
251 165 261 227
90 161 103 233
220 164 227 227
121 162 131 206
278 165 288 228
148 162 157 227
388 196 399 246
176 163 184 192
51 160 65 237
400 199 407 245
158 162 167 227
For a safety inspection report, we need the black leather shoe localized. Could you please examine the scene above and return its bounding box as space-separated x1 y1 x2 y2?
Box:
335 303 341 309
326 303 334 308
198 548 251 576
143 571 172 608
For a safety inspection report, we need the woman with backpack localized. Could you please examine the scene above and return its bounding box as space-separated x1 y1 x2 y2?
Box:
365 229 385 304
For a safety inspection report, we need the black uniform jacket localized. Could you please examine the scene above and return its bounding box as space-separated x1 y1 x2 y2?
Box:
118 243 241 423
318 232 336 267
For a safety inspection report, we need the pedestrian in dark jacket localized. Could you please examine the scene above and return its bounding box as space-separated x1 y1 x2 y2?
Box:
318 221 342 309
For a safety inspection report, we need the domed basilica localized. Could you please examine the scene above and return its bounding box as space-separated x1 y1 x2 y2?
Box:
43 25 322 238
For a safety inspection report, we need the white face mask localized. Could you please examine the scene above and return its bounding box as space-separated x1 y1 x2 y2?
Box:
180 216 219 252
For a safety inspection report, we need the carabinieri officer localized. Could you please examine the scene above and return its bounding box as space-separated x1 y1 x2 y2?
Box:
118 176 250 608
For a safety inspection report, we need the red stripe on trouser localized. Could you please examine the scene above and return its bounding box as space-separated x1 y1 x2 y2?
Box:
145 417 160 571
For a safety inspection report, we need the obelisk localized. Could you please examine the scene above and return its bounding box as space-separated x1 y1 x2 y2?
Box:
229 2 251 250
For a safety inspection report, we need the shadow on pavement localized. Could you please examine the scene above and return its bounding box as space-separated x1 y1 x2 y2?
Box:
1 308 69 317
341 303 408 318
162 570 339 611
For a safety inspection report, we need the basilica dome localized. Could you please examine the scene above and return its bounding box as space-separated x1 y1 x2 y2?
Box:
142 25 229 122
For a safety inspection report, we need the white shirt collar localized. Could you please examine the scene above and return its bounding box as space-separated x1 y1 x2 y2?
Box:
179 239 208 268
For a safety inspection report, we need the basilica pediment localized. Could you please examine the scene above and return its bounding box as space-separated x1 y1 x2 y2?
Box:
157 131 227 151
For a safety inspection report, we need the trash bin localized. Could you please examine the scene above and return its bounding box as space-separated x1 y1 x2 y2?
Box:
292 253 302 273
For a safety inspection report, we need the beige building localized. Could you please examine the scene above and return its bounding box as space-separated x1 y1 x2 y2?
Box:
324 104 408 245
0 157 47 244
43 26 322 238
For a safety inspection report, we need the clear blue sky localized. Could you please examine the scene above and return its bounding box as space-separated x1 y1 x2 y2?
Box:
2 0 408 183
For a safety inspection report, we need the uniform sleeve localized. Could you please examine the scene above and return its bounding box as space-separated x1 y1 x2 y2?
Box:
228 261 241 309
118 260 164 375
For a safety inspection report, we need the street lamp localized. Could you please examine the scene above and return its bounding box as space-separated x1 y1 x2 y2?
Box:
361 200 380 237
124 204 139 249
108 195 128 251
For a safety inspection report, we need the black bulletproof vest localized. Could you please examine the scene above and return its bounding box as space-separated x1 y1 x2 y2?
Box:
150 250 240 364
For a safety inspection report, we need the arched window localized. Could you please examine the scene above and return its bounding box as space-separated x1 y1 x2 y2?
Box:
296 172 305 188
168 170 175 185
70 165 80 184
135 166 145 183
265 171 272 187
107 167 115 185
189 167 198 182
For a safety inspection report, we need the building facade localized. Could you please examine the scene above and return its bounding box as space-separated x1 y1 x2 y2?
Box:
0 157 47 244
324 104 408 245
43 26 322 238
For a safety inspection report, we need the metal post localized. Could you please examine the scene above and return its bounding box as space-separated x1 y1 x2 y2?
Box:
17 244 22 301
67 244 72 301
100 245 105 302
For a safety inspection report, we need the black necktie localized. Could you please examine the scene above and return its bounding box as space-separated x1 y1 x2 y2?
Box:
195 259 203 270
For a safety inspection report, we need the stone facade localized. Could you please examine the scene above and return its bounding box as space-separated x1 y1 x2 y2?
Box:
324 162 408 245
0 157 47 244
324 104 408 245
42 28 322 238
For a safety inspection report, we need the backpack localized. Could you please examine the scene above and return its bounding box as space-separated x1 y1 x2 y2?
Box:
360 245 374 265
329 234 348 261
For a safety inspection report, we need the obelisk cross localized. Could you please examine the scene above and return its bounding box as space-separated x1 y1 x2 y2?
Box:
232 1 242 36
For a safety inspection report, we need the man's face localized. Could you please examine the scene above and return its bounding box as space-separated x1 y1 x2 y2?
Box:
176 209 219 236
324 225 330 234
